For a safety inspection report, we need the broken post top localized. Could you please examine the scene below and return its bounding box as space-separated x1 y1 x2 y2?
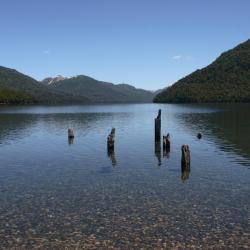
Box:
163 133 170 140
156 109 161 119
107 128 115 139
181 144 189 152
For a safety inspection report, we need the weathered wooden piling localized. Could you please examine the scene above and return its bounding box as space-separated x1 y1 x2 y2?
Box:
181 145 190 169
181 166 190 181
181 145 191 181
155 109 161 141
163 133 170 150
163 133 170 158
68 128 74 138
107 128 115 151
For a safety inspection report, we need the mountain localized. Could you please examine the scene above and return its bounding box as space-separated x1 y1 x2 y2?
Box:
0 66 89 104
154 39 250 103
41 75 69 85
0 66 154 104
49 75 154 103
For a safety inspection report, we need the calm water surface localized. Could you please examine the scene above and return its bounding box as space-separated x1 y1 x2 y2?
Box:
0 104 249 249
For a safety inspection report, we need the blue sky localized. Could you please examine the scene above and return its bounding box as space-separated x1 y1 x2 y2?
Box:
1 0 249 90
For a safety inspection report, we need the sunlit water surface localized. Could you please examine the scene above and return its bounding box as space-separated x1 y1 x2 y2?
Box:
0 104 249 249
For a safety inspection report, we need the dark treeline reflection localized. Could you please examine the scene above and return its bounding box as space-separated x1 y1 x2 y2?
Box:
0 114 38 144
178 104 250 166
0 113 116 144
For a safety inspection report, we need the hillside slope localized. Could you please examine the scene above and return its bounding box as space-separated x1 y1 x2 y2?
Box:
49 75 154 103
154 39 250 103
0 66 89 104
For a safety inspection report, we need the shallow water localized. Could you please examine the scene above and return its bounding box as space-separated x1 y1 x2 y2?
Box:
0 104 249 249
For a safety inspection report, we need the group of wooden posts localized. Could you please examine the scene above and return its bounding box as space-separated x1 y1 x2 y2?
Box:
68 109 199 179
155 109 192 180
67 127 117 166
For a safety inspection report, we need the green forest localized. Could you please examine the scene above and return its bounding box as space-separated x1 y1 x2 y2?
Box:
154 39 250 103
0 89 36 104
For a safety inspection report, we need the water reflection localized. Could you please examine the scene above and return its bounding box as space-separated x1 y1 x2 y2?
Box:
178 104 250 167
0 113 119 145
0 114 37 144
107 148 117 166
68 137 74 145
0 104 249 249
163 147 170 158
154 140 161 166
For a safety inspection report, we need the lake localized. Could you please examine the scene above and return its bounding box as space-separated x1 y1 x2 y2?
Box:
0 104 249 249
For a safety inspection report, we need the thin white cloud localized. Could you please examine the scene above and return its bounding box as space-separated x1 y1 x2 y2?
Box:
43 50 50 54
172 54 193 60
172 54 183 60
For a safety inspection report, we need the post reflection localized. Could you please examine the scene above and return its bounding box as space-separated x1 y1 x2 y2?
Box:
107 148 117 167
181 145 191 182
155 140 161 166
68 137 74 145
163 147 170 158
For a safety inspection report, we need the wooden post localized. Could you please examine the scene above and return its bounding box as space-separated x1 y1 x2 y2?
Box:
107 128 116 165
155 109 161 141
107 128 115 151
181 145 190 169
181 145 190 181
163 133 170 155
163 133 170 158
68 128 74 138
181 166 190 181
